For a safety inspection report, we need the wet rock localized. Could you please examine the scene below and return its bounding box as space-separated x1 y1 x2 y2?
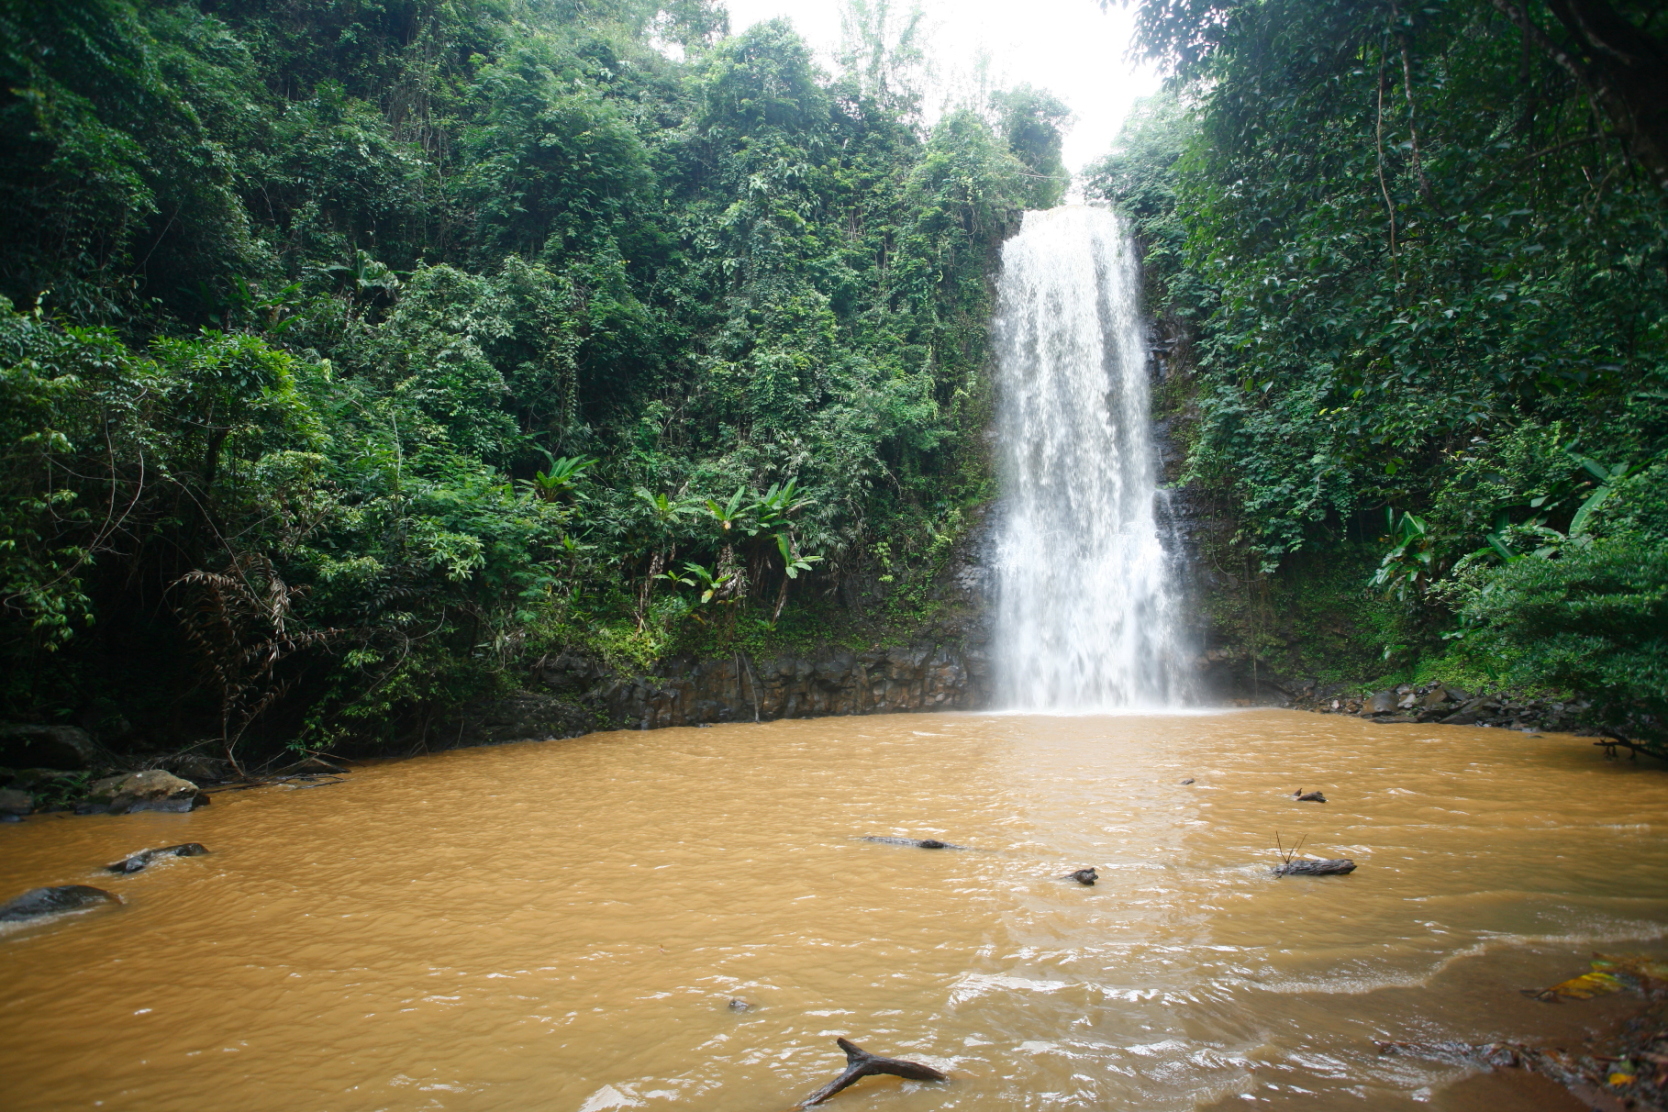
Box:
727 998 754 1013
1439 696 1497 726
107 842 209 874
0 724 99 769
1294 789 1327 803
1273 858 1356 876
89 770 208 814
0 787 33 815
0 885 119 922
165 754 233 783
0 813 22 823
1366 690 1397 714
1065 868 1098 886
1180 777 1195 784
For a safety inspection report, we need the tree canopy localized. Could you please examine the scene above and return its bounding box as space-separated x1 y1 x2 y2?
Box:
0 0 1054 759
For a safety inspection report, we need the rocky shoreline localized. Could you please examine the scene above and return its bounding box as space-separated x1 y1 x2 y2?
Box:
1273 677 1624 741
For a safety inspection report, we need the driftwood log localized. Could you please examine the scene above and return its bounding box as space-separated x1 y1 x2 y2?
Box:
1274 858 1356 876
797 1038 946 1107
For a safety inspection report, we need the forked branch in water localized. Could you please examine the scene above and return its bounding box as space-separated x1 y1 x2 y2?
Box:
796 1038 946 1108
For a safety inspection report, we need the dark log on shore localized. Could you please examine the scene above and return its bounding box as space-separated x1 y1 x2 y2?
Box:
1273 858 1356 876
797 1038 947 1108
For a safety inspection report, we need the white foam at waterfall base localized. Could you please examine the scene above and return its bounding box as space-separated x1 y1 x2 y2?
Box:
992 206 1189 711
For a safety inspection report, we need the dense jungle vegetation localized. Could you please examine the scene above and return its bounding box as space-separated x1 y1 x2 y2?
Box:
0 0 1065 762
1093 0 1667 745
3 0 1664 764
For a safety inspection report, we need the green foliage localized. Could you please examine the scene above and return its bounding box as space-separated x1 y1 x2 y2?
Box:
1103 0 1668 732
0 0 1054 752
1460 536 1668 747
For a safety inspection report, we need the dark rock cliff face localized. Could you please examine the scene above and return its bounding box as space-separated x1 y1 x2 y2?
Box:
439 522 997 748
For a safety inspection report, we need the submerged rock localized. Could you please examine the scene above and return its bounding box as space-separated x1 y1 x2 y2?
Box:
862 835 965 850
1065 868 1098 886
0 885 119 922
727 997 754 1013
88 770 208 814
106 842 210 874
1293 789 1327 803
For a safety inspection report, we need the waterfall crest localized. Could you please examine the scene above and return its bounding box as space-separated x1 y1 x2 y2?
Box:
992 206 1188 711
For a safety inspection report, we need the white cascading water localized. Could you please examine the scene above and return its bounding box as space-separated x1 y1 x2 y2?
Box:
992 206 1188 711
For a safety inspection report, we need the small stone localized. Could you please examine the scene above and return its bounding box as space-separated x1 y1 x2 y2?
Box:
1066 868 1098 886
727 998 753 1012
1180 778 1195 785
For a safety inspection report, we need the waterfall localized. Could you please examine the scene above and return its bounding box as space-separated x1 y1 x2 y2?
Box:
991 206 1188 711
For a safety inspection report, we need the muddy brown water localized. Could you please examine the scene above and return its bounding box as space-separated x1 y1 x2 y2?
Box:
2 710 1665 1111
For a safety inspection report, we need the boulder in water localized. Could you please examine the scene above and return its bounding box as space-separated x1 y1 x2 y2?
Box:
1365 691 1397 714
106 842 209 874
88 770 208 814
0 787 33 815
1294 789 1327 803
0 885 120 922
1064 868 1098 886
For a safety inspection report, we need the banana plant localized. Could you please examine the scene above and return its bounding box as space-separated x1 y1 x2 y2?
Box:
775 532 823 579
1567 453 1637 537
753 480 813 534
521 454 596 502
635 487 694 530
769 532 824 621
1481 454 1639 563
1371 509 1437 600
662 561 741 606
704 486 751 535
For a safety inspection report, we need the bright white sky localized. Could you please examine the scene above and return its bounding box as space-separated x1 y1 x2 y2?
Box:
719 0 1162 173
